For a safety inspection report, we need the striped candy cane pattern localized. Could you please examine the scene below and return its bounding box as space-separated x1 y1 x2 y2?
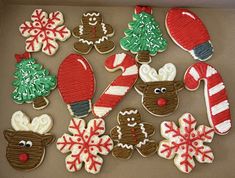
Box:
184 62 231 135
92 53 138 118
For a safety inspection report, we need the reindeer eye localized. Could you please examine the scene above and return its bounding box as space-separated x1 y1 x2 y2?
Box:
154 88 161 94
161 88 167 93
127 118 131 121
25 141 33 147
18 140 26 147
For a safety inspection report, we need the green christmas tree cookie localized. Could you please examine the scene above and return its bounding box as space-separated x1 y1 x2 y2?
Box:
12 52 57 109
120 6 167 64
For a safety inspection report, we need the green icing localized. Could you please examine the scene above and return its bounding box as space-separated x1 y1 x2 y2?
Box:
11 58 57 103
120 12 167 55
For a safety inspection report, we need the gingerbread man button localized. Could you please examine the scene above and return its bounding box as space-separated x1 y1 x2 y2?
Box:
72 11 115 54
110 108 157 159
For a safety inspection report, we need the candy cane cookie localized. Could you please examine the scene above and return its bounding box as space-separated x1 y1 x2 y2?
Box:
92 53 138 118
184 62 231 135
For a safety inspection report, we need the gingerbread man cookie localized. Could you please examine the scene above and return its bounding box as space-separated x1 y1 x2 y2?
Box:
3 111 54 170
110 108 157 159
73 11 115 54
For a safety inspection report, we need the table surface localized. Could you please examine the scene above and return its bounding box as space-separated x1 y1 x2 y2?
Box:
0 5 235 178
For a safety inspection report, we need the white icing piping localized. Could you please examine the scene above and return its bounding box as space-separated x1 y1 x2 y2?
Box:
119 110 138 115
89 21 98 26
83 12 100 17
117 143 133 149
101 23 107 34
136 138 149 148
117 126 122 139
139 123 148 138
182 12 195 19
77 59 87 70
79 25 83 35
127 123 137 127
78 38 93 45
95 36 108 44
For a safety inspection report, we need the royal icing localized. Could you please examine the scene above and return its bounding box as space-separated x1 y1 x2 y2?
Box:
165 8 213 61
184 62 232 135
135 64 184 117
4 111 54 170
12 52 57 110
56 118 113 174
110 108 157 159
92 53 138 118
58 54 95 118
120 6 167 64
73 11 115 54
158 113 214 173
19 9 71 56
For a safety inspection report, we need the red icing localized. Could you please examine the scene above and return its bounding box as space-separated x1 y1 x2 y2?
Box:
92 53 138 118
57 118 113 173
157 98 167 107
166 8 210 50
19 153 29 162
159 113 214 173
58 54 95 104
184 62 231 135
15 52 31 63
135 5 152 14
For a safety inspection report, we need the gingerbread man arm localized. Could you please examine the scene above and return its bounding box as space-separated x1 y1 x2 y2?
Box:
110 126 120 140
72 26 82 38
104 24 114 35
143 123 155 136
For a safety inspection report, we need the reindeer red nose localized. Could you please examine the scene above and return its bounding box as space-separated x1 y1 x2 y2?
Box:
19 153 29 163
156 98 167 107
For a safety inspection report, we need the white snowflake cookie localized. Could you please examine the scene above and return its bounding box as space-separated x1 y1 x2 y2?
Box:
56 118 113 174
19 9 71 56
158 113 214 173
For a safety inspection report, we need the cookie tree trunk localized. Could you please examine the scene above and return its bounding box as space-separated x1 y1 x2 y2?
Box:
33 96 48 110
137 51 150 63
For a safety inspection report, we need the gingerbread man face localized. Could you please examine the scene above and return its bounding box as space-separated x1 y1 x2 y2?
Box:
118 109 142 126
135 64 184 117
82 11 103 26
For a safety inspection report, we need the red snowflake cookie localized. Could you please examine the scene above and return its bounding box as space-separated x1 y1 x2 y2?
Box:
56 118 113 174
19 9 71 56
158 113 214 173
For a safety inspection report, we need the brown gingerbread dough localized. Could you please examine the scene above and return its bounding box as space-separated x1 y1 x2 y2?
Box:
110 108 157 159
73 11 115 54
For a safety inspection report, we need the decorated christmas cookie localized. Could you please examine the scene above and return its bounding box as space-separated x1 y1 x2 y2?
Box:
12 52 57 110
110 108 157 159
120 5 167 64
184 62 231 135
92 53 138 118
19 9 71 56
73 11 115 54
135 63 184 117
166 8 213 61
58 54 95 118
56 118 113 174
3 111 54 170
158 113 214 173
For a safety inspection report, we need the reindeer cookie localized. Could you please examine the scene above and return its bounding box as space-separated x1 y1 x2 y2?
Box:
3 111 54 170
110 108 157 159
135 64 184 117
72 11 115 54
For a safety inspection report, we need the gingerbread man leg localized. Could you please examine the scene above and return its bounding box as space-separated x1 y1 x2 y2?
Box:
135 139 157 157
94 39 115 54
112 143 134 159
74 41 93 54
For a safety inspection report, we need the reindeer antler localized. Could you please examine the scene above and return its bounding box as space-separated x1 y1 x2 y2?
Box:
11 111 53 134
139 63 176 82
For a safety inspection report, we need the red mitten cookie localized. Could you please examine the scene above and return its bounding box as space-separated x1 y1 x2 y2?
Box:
184 62 231 135
166 8 213 61
58 54 95 118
